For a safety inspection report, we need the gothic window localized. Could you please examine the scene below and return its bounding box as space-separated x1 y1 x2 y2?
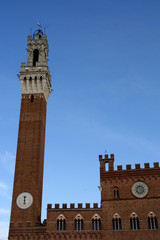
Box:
92 214 101 230
33 49 39 67
35 76 37 81
112 213 122 230
57 214 66 231
74 214 84 231
114 187 119 199
130 213 140 230
40 76 42 80
148 212 158 230
29 77 32 81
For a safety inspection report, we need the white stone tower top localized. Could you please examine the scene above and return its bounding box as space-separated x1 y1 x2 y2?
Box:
18 29 52 102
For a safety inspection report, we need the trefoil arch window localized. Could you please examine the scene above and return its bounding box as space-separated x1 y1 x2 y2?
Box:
57 214 66 231
148 212 158 230
92 214 101 231
130 212 140 230
74 214 84 231
112 213 122 230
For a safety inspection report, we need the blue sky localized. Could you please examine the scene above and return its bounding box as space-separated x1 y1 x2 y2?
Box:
0 0 160 239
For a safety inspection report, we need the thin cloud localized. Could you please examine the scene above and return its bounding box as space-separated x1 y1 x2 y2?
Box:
0 209 10 214
0 152 15 174
0 221 9 240
0 182 10 199
0 183 8 191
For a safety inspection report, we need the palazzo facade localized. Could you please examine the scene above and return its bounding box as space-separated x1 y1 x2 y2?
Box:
9 29 160 240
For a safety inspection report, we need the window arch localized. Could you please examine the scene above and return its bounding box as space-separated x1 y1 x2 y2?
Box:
130 212 140 230
33 49 39 67
148 212 158 230
57 214 66 231
112 213 122 230
92 214 101 231
74 214 84 231
113 187 119 199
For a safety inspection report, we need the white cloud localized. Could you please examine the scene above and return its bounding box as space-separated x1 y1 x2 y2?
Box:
0 152 15 174
0 221 9 240
0 182 10 199
0 209 10 215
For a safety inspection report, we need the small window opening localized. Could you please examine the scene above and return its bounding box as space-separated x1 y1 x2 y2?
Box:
31 95 34 103
105 162 109 171
29 77 32 81
40 76 42 80
35 76 37 81
33 49 39 67
114 188 119 199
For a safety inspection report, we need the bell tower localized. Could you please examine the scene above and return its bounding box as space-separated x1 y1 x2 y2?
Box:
9 29 51 231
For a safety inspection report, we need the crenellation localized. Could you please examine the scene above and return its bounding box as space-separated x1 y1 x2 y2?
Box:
55 204 59 209
47 204 52 209
93 203 98 208
135 164 141 169
62 203 67 209
47 203 100 210
86 203 90 208
126 164 131 170
117 165 122 170
78 203 83 208
154 162 159 168
102 161 160 173
70 203 75 208
144 163 150 168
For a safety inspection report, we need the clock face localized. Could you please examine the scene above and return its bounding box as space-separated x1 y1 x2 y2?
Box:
16 192 33 209
131 181 148 198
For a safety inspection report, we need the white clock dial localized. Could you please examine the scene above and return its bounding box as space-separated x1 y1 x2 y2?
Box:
16 192 33 209
131 181 148 198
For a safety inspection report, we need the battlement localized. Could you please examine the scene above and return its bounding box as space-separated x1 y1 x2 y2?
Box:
47 203 100 210
116 162 159 171
99 154 159 173
99 154 114 171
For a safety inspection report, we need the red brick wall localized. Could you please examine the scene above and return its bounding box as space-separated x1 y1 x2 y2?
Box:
9 94 46 229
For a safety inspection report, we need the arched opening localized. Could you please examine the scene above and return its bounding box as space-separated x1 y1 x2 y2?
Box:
57 214 66 231
130 212 140 230
33 49 39 67
148 212 158 230
112 213 122 230
92 214 101 231
74 214 84 231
